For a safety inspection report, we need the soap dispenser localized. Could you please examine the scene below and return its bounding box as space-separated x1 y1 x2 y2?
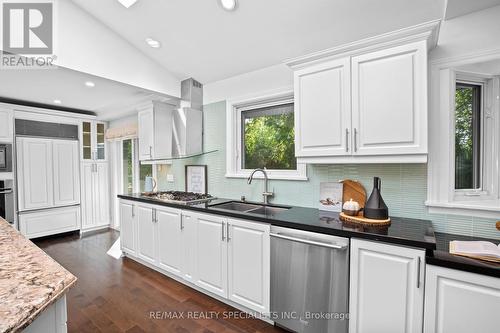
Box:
363 177 389 220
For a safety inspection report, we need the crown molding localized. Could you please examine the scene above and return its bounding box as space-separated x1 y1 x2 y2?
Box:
285 20 441 69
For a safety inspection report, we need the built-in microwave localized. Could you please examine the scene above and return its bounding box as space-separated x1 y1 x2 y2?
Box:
0 144 12 172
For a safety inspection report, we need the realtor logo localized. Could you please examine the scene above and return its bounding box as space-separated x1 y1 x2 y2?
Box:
1 0 56 68
2 2 53 54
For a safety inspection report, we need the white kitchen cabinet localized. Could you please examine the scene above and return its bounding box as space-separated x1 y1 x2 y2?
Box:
119 200 136 255
0 107 13 142
194 212 228 298
138 101 176 161
294 57 351 157
136 204 157 265
227 218 270 313
424 265 500 333
17 137 79 211
19 206 80 239
157 206 183 276
180 211 197 283
17 137 54 211
80 162 110 231
53 140 80 207
290 40 429 164
351 41 427 157
349 238 425 333
81 121 107 162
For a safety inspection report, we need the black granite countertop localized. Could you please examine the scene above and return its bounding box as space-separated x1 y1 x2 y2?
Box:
118 194 437 250
427 232 500 278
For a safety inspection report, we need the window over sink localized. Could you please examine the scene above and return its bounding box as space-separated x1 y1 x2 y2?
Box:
226 90 307 180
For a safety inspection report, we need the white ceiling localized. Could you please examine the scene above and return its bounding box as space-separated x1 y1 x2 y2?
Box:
0 67 171 120
70 0 445 84
456 59 500 76
444 0 500 20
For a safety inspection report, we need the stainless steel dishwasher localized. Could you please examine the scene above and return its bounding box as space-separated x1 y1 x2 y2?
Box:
270 226 349 333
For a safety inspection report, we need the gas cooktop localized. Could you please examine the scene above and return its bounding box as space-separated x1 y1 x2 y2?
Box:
141 191 215 205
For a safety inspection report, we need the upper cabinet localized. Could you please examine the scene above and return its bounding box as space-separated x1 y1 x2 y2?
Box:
288 22 439 164
0 107 13 142
351 42 427 158
138 101 176 161
81 120 107 162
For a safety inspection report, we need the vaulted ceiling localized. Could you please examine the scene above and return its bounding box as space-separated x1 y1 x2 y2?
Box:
71 0 446 83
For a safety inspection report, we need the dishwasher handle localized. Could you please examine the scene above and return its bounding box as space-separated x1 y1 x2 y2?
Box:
270 232 348 250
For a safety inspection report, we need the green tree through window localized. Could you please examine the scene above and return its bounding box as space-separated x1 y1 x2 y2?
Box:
242 103 296 170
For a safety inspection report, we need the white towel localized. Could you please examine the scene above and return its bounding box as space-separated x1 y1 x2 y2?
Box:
107 238 122 259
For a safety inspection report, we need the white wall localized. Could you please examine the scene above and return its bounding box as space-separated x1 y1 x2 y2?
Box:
430 5 500 61
203 64 293 105
56 0 180 98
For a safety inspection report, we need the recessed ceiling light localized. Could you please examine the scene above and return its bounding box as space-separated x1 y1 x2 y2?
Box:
145 37 161 48
53 99 62 104
117 0 138 8
85 81 95 88
219 0 237 11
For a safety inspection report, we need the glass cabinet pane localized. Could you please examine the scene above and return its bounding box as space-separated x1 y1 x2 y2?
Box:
82 121 92 160
96 123 105 160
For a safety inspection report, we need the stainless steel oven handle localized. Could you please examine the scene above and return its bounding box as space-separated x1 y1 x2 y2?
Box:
0 189 13 194
270 233 347 250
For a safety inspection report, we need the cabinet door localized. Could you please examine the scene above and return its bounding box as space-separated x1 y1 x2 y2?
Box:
180 212 197 283
81 121 93 161
349 238 425 333
351 41 427 156
137 204 157 265
17 137 54 211
227 218 270 313
157 206 183 276
195 213 228 298
53 140 80 207
95 122 106 161
93 163 110 227
80 163 95 229
294 57 351 157
424 265 500 333
138 109 154 160
0 108 13 141
120 201 136 255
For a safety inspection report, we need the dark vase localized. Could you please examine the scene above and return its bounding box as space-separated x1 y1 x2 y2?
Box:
364 177 389 220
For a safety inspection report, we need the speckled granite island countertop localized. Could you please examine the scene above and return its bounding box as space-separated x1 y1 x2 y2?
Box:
0 218 76 333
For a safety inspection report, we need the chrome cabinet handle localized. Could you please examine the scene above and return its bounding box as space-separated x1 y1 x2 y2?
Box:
131 205 135 218
354 128 358 152
345 128 349 152
152 208 157 223
227 223 231 242
180 215 184 230
149 146 152 159
270 233 347 250
221 222 225 241
416 257 421 288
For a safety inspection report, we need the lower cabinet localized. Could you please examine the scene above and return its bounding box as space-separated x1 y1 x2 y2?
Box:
19 206 80 239
157 206 183 276
194 212 228 298
118 202 271 315
136 203 157 265
81 162 110 231
424 265 500 333
119 200 136 255
227 218 270 313
349 238 425 333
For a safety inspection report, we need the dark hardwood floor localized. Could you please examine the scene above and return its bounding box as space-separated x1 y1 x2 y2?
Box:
34 230 287 333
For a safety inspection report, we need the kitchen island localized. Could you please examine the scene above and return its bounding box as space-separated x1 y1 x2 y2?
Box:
0 218 76 333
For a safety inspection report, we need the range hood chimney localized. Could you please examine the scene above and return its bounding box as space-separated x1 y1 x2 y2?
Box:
181 78 203 110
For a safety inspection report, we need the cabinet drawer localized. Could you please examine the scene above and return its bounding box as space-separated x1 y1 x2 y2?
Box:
19 206 80 239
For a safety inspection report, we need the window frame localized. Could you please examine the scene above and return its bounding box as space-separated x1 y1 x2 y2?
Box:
426 60 500 218
226 90 307 181
453 78 484 194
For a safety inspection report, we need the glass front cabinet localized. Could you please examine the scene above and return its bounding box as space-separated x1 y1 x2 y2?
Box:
81 121 107 162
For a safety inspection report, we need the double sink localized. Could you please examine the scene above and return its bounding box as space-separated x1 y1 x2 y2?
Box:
209 201 290 217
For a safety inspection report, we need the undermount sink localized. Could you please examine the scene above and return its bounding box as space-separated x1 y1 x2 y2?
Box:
209 201 290 216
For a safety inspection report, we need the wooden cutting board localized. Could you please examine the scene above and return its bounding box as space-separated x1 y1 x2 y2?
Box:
339 212 391 226
341 179 366 208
